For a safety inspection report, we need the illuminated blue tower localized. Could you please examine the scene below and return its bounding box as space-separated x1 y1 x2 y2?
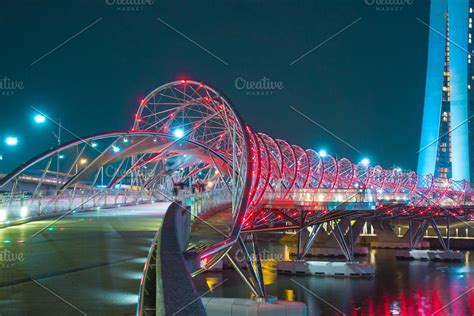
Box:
418 0 471 181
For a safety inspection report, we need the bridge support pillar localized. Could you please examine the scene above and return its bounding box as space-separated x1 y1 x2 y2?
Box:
446 215 451 250
224 233 308 313
429 217 448 251
289 219 369 258
278 218 374 278
396 217 464 261
331 219 355 262
370 219 430 249
224 233 271 299
300 224 322 259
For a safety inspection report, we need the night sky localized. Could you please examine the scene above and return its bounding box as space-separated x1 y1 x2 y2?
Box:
0 0 429 173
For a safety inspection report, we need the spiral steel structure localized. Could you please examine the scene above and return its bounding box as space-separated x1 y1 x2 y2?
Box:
1 80 474 267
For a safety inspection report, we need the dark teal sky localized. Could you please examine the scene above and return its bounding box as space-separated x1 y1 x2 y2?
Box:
0 0 429 172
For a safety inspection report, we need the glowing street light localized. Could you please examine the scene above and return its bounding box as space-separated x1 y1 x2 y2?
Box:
112 145 121 153
318 149 327 158
91 142 98 148
173 128 184 139
5 137 18 146
79 158 88 165
34 114 46 124
20 206 28 218
0 209 6 222
360 158 370 166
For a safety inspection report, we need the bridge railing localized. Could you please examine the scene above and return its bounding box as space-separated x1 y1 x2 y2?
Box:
262 188 409 204
0 188 158 225
181 188 232 220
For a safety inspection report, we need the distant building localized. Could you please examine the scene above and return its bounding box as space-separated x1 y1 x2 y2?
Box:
418 0 472 181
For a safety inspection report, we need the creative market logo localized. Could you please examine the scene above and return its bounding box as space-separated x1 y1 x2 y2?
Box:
105 165 155 178
364 0 414 12
234 249 284 263
0 76 24 96
0 249 25 268
234 77 284 96
105 0 155 12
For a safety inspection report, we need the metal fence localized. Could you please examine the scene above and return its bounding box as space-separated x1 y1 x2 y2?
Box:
0 188 157 224
182 189 232 219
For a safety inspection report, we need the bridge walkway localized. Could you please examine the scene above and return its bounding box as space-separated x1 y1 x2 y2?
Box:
0 203 168 315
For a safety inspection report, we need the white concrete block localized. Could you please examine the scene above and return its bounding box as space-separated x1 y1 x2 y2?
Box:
276 260 375 277
203 297 236 316
202 297 307 316
396 249 464 261
290 246 368 257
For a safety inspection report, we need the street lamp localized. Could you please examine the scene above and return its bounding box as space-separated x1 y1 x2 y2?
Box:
5 136 18 146
34 114 46 124
318 149 327 158
0 136 18 162
360 158 370 166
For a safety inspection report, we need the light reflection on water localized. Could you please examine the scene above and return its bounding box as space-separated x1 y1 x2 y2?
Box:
206 276 221 290
370 249 376 264
282 289 295 301
196 246 474 315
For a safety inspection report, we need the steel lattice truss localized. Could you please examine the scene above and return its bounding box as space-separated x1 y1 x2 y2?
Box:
243 127 474 232
1 80 474 265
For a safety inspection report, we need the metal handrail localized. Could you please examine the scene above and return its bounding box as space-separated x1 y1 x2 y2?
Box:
136 228 162 316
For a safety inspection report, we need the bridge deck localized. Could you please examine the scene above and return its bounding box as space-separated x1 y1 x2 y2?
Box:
0 203 168 315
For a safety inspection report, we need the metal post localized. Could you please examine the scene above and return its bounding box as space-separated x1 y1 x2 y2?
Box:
296 211 303 260
349 217 354 260
225 253 259 297
7 179 18 214
56 119 61 194
446 215 450 250
332 221 353 262
412 220 428 248
408 219 413 249
38 196 41 215
251 234 266 297
302 224 322 258
430 217 447 251
238 236 265 298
